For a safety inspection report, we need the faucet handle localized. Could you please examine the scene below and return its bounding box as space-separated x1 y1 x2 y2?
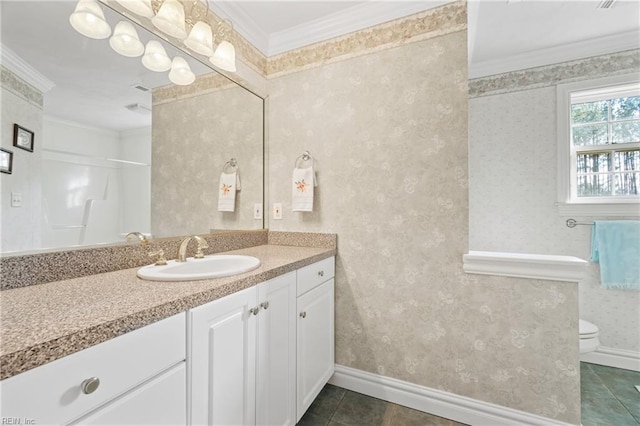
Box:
193 235 209 259
126 232 149 245
149 249 168 266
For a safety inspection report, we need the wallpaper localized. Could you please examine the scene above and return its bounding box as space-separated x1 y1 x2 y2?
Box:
151 85 263 236
267 25 580 424
469 81 640 353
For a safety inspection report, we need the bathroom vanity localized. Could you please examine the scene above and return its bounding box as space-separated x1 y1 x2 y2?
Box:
0 246 335 425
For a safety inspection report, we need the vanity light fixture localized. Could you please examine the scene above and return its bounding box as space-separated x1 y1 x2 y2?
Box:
209 20 236 72
152 0 187 40
168 56 196 85
184 21 214 56
109 21 144 57
115 0 155 18
141 40 172 72
69 0 112 39
210 40 236 72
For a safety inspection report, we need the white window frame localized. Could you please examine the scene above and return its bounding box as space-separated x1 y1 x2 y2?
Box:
556 73 640 217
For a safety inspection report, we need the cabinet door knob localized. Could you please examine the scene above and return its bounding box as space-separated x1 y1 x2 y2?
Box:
81 377 100 394
318 270 324 277
249 307 260 316
260 301 269 310
299 311 307 319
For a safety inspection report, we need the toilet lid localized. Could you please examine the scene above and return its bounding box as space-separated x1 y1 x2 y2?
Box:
579 319 599 338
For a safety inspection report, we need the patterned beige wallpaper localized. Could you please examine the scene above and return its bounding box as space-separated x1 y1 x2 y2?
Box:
152 85 263 236
267 8 580 424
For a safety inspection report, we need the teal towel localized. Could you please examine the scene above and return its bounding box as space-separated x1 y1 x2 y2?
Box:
591 220 640 290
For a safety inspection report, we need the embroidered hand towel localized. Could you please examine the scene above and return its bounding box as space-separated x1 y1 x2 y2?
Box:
218 171 240 212
591 220 640 290
292 167 314 212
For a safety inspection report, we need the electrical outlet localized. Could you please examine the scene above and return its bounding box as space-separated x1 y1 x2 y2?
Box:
273 203 282 220
11 192 22 207
253 203 263 219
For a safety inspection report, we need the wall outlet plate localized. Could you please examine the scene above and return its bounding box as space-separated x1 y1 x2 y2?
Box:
11 192 22 207
273 203 282 220
253 203 263 219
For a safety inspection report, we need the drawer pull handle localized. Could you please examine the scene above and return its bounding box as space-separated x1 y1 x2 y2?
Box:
249 307 260 316
299 311 307 319
81 377 100 395
260 301 269 310
318 270 324 277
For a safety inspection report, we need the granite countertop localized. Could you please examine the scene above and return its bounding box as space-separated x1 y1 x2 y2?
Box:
0 244 335 380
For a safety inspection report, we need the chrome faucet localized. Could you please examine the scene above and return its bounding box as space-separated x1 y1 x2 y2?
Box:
177 235 209 262
125 231 148 245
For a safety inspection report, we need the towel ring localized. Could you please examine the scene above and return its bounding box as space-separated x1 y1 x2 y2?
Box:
223 158 238 173
294 151 313 168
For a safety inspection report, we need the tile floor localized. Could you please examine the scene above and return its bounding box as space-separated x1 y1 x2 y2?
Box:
300 363 640 426
581 362 640 426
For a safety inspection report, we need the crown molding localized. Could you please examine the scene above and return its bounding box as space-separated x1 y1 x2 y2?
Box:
268 1 454 57
470 30 640 79
207 1 270 55
1 44 55 93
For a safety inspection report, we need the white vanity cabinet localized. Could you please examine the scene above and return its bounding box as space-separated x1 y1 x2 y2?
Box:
188 272 297 426
0 313 186 425
296 257 335 422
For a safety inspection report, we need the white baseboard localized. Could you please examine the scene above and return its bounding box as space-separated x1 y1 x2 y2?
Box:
581 346 640 372
329 365 574 426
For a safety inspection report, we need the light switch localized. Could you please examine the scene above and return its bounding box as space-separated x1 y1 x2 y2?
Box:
11 192 22 207
253 203 263 219
273 203 282 220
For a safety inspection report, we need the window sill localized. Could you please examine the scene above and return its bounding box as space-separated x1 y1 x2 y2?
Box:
556 202 640 217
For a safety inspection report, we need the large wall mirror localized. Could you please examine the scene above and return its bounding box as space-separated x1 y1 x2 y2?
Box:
0 0 264 255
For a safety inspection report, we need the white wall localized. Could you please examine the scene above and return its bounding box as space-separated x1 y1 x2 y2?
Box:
119 127 151 236
469 62 640 355
0 85 43 252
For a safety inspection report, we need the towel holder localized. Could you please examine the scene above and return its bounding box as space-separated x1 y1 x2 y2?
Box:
294 151 313 168
223 158 238 173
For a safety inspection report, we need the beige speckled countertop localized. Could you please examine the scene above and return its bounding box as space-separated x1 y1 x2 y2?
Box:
0 244 335 380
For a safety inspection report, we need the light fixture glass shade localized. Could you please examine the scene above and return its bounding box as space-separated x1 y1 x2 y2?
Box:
109 21 144 57
184 21 214 56
169 56 196 86
209 41 236 72
151 0 187 39
141 40 172 72
69 0 111 40
115 0 154 18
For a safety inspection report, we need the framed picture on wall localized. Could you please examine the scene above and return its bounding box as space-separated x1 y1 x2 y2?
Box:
0 148 13 174
13 124 34 152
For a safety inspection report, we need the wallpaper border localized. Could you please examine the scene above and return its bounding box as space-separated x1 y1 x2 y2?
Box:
265 1 467 79
0 66 44 108
469 49 640 98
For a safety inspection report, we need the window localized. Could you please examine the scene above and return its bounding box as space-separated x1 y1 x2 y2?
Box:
557 74 640 216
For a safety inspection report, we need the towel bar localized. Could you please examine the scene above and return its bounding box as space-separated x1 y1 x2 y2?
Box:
566 219 593 228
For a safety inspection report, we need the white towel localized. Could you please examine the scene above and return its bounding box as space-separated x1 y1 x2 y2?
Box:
292 167 315 212
218 171 241 212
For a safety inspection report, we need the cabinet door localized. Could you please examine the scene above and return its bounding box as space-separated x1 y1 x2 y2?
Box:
189 286 257 426
296 278 335 422
72 363 186 425
256 272 296 426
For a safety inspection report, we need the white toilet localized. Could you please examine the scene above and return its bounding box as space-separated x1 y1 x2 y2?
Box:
579 319 600 354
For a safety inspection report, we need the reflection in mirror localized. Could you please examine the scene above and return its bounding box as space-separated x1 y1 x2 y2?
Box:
0 1 264 254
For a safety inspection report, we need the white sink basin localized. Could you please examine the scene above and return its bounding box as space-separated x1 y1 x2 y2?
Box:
137 255 261 282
